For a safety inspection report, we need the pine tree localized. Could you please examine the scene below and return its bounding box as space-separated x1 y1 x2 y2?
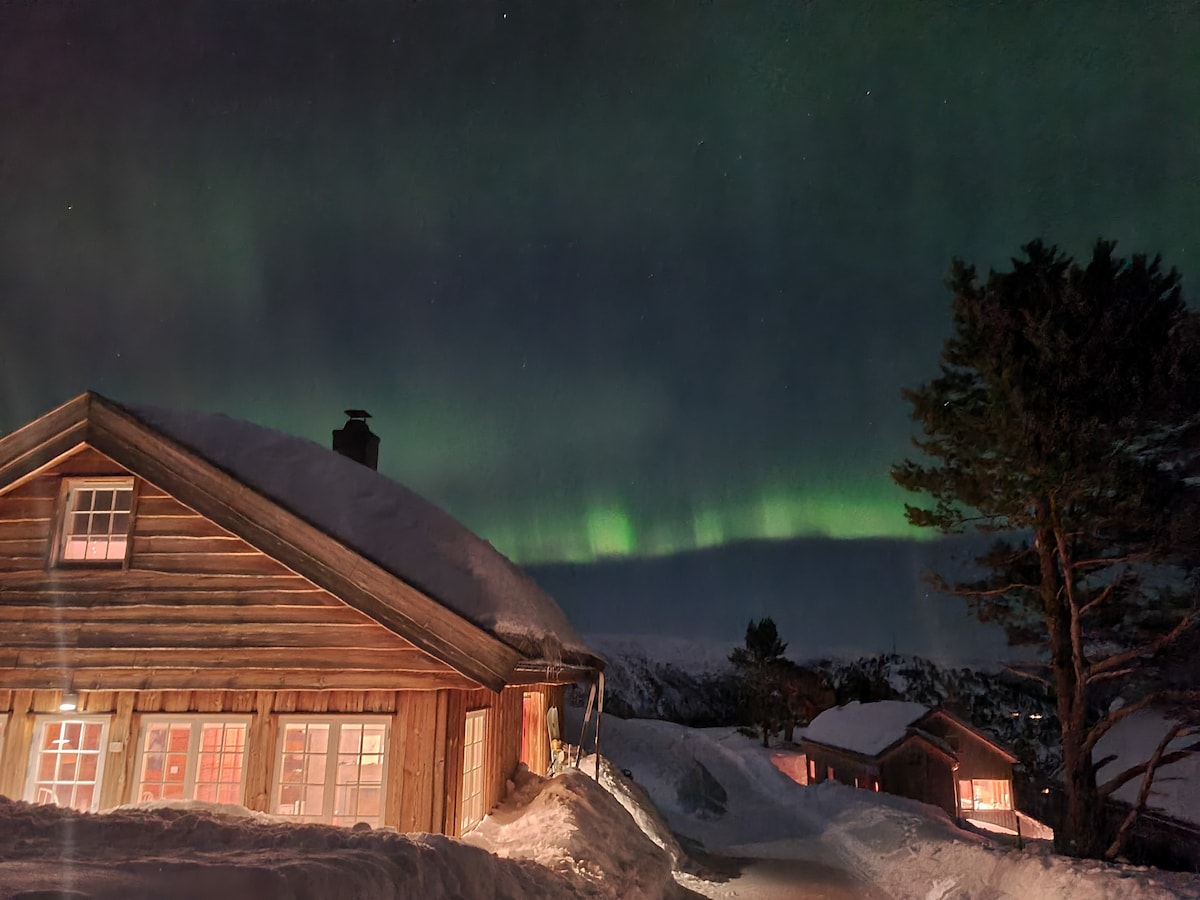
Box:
730 617 788 747
893 239 1200 859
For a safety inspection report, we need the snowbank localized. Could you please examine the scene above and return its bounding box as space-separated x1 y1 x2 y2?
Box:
464 766 684 899
0 795 575 899
581 712 1200 900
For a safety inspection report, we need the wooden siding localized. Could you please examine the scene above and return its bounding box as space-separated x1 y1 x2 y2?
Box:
0 450 476 693
879 738 957 817
0 684 567 833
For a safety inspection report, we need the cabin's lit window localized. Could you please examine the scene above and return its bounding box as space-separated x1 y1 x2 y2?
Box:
26 717 110 811
59 478 134 562
274 719 387 827
808 758 816 781
461 708 488 833
959 778 1012 811
135 718 248 804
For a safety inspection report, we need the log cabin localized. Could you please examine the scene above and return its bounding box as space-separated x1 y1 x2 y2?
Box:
801 700 1050 838
0 392 603 835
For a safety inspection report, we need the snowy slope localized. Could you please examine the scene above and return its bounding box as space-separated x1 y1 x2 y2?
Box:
3 715 1198 899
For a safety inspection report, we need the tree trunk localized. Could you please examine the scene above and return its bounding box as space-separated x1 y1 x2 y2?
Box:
1037 512 1105 858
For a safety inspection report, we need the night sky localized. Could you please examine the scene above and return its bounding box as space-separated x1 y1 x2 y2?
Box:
2 2 1198 564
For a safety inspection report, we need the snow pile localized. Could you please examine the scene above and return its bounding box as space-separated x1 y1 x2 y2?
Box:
0 795 575 899
801 781 1197 900
804 700 929 755
1094 709 1200 826
463 766 683 899
581 713 1200 900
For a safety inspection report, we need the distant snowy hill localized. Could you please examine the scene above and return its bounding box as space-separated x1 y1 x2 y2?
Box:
531 535 1023 668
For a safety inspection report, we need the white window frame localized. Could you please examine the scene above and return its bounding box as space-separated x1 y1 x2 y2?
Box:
133 715 251 805
25 715 112 812
271 716 390 827
57 477 135 564
461 708 488 834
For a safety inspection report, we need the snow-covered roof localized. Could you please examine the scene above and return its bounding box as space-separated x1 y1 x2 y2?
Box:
122 403 599 668
803 700 930 757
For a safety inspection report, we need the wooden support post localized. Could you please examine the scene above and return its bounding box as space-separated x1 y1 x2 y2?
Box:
243 690 276 812
98 691 137 809
0 690 35 800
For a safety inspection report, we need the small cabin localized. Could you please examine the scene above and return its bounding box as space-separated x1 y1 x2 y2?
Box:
801 701 1044 836
0 392 603 835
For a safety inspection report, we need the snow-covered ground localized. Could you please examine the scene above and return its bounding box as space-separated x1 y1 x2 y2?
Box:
3 713 1197 899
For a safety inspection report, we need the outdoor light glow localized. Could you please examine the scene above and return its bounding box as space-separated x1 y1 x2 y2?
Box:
59 692 79 712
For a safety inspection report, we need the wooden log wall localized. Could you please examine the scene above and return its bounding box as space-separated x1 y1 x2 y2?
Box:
0 453 474 692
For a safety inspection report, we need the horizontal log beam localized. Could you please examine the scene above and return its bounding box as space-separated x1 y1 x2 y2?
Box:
0 603 370 625
0 622 427 651
0 588 336 608
0 570 312 591
129 552 291 577
0 667 479 692
132 515 233 538
3 646 450 670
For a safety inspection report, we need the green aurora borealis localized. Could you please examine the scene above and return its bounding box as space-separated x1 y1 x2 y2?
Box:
2 2 1199 564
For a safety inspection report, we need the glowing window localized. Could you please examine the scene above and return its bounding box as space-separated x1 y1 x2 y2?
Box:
959 778 1012 811
461 709 488 833
274 719 387 827
136 718 248 805
59 479 134 562
26 717 110 811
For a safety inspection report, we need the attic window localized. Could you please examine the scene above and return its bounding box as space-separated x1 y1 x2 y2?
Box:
59 478 134 562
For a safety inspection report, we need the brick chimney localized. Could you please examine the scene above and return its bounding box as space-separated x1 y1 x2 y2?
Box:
332 409 379 470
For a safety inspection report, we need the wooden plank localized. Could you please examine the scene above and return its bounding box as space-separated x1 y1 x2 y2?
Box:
274 691 297 713
132 496 201 518
228 691 257 713
0 569 318 592
130 552 293 577
160 691 193 712
0 689 11 712
98 691 137 808
442 690 465 836
0 668 481 692
0 589 337 609
133 515 239 538
362 691 396 714
4 622 433 652
31 690 63 713
397 691 437 832
135 691 163 712
0 604 371 624
243 690 276 812
131 535 251 555
0 497 56 518
80 690 115 713
0 520 55 541
45 446 126 477
0 538 50 557
0 690 35 800
432 689 449 835
88 398 521 690
194 691 226 713
0 479 61 501
0 557 45 573
8 648 455 671
295 692 329 713
385 695 408 829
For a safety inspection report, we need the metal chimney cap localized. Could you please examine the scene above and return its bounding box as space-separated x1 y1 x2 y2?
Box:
344 409 372 420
